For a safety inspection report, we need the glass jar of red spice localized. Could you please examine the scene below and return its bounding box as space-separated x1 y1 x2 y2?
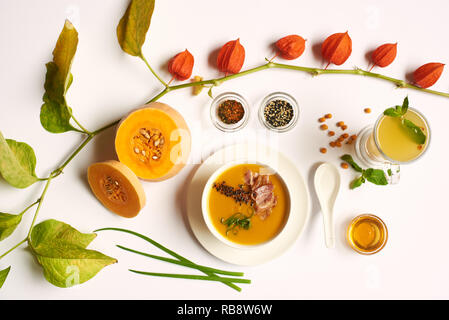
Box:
210 92 250 132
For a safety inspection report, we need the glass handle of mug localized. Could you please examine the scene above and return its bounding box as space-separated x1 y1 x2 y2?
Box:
382 162 400 184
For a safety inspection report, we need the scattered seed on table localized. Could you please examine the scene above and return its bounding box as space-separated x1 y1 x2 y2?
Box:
342 133 349 139
341 163 349 169
336 141 342 147
329 141 336 148
336 121 344 127
320 147 327 154
328 131 335 136
341 124 348 130
325 113 332 119
364 108 372 114
320 124 328 130
319 117 326 123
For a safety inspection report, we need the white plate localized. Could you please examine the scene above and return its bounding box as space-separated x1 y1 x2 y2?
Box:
186 143 310 266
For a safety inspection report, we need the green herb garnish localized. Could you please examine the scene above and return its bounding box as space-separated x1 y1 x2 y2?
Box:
96 227 250 292
401 119 427 145
341 154 388 189
128 270 251 284
350 176 365 189
341 154 363 173
221 212 254 236
383 95 409 117
383 96 426 145
363 168 388 185
117 245 244 276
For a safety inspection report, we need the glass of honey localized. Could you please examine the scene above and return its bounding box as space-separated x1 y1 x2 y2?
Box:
346 214 388 255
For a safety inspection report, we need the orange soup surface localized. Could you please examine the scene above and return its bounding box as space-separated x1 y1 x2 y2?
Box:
207 164 289 245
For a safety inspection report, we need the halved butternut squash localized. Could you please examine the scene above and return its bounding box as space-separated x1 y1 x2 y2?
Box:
115 102 191 181
87 160 146 218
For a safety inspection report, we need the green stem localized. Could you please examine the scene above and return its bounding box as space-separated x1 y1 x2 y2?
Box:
0 238 27 260
0 200 39 260
24 131 107 241
0 118 118 259
26 177 52 240
25 119 118 238
19 199 40 216
96 228 189 261
128 269 251 284
148 88 170 103
91 119 121 135
117 244 244 277
51 119 119 179
70 113 92 135
145 62 449 101
95 227 242 291
272 63 449 98
66 105 92 134
140 53 168 87
54 135 94 176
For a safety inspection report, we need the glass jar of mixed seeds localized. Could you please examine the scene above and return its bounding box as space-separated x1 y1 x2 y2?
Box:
258 92 299 132
210 92 250 132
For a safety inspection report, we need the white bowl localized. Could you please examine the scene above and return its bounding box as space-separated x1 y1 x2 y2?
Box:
201 160 291 250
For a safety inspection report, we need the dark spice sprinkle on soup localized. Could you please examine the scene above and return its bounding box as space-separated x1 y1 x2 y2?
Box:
263 99 294 128
212 181 252 205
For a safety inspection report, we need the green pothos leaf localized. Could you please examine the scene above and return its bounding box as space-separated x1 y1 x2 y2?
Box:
30 219 117 288
40 20 78 133
0 266 11 289
0 131 39 188
0 201 38 241
40 92 75 133
0 212 23 241
117 0 155 57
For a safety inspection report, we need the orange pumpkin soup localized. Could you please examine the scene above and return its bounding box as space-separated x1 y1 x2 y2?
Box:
207 163 289 245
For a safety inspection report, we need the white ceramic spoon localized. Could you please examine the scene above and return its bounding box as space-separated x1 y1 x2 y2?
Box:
314 163 341 248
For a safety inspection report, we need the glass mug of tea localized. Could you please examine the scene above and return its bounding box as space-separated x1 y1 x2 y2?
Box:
354 107 431 184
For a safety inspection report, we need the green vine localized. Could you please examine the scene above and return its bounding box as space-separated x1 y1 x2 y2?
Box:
147 61 449 104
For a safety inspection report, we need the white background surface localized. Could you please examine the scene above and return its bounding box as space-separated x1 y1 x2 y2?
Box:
0 0 448 299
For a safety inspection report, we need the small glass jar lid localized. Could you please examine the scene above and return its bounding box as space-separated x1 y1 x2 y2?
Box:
210 92 250 132
258 92 299 132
